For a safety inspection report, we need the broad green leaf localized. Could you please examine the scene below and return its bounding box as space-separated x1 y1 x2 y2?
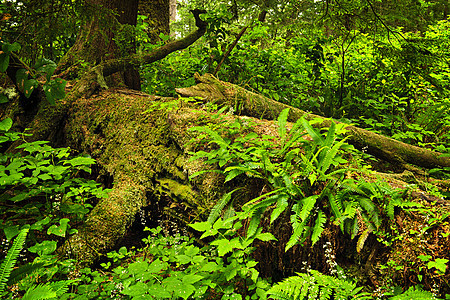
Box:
30 217 51 230
176 283 196 300
16 69 28 91
189 221 211 232
34 58 57 80
3 42 20 53
47 218 70 237
211 238 234 256
0 94 8 103
147 285 171 298
182 274 203 285
0 118 12 131
0 52 9 72
28 240 57 256
200 262 219 272
147 258 167 273
65 156 96 167
128 261 148 275
3 225 20 241
122 281 148 296
43 79 67 105
254 232 276 242
23 79 38 98
176 255 192 264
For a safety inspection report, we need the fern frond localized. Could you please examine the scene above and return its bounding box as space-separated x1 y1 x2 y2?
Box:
358 196 381 229
0 227 29 294
246 207 264 237
207 190 235 224
318 138 348 175
356 229 371 253
390 285 441 300
285 214 307 251
270 193 289 224
299 195 319 222
22 284 56 300
386 197 395 220
323 121 336 149
22 280 75 300
46 280 74 296
7 262 45 285
267 270 368 300
278 108 290 144
301 118 324 146
329 193 343 220
311 210 327 246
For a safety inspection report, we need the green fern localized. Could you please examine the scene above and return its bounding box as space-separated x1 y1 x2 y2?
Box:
311 209 327 245
301 118 324 146
0 226 29 294
285 205 309 251
208 190 236 224
390 285 442 299
267 270 370 300
22 280 74 300
7 262 45 286
278 108 290 144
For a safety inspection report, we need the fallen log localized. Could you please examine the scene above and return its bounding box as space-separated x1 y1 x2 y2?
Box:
176 73 450 169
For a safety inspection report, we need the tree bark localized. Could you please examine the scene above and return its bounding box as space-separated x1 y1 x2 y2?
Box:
56 0 141 90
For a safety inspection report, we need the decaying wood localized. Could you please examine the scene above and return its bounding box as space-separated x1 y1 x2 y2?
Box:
176 73 450 169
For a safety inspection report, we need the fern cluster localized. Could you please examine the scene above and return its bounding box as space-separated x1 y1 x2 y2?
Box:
267 270 371 300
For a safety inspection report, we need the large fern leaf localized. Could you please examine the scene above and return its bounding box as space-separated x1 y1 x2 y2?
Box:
207 190 236 224
267 270 370 300
0 227 29 294
22 284 56 300
301 118 324 146
7 262 45 285
311 210 327 246
390 286 442 300
299 195 319 222
277 108 290 144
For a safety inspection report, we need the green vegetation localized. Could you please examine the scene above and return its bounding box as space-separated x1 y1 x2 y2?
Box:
0 0 450 299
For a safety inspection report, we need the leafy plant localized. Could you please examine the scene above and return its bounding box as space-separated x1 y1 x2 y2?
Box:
189 108 384 251
266 270 370 300
0 120 108 298
0 226 29 296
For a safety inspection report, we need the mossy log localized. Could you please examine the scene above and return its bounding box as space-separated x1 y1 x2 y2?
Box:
176 73 450 169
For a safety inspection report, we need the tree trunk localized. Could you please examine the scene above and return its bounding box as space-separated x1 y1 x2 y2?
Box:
56 0 141 90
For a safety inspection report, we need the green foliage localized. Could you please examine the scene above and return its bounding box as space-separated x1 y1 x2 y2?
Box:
0 227 28 295
0 41 67 105
267 270 370 300
0 121 108 298
62 226 271 299
188 108 404 253
389 286 442 300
